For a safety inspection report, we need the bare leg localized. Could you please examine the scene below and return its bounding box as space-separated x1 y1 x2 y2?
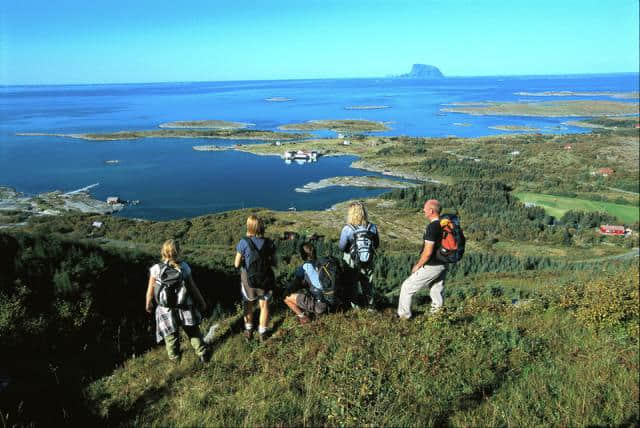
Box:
258 299 269 329
244 300 254 327
284 294 303 316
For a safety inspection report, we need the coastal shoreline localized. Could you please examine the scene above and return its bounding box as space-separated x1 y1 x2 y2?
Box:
0 186 124 222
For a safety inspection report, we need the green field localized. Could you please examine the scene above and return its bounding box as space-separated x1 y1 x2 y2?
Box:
515 192 639 223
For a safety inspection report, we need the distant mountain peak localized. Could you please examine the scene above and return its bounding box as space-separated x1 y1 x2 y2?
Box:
397 64 444 79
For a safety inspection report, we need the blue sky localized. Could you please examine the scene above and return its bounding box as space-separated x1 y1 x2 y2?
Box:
1 0 638 85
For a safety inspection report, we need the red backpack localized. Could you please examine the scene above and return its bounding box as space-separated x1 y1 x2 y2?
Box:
435 214 466 264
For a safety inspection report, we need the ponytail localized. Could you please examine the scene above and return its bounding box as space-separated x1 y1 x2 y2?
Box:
161 239 182 270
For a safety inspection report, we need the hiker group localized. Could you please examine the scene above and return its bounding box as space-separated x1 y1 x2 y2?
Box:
144 198 465 362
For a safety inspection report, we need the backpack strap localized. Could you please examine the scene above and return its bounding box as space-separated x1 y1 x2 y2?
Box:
243 237 265 256
156 262 169 282
243 237 273 265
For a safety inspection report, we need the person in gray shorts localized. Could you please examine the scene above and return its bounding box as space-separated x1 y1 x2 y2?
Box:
397 199 447 319
234 215 277 341
284 243 328 324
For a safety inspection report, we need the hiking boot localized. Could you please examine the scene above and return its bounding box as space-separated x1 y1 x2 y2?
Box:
243 329 254 342
297 315 310 325
258 329 271 342
199 347 212 364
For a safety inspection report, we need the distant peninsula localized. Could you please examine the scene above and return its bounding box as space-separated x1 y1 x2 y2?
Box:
396 64 444 79
17 129 310 141
159 120 252 129
278 119 389 133
441 100 639 117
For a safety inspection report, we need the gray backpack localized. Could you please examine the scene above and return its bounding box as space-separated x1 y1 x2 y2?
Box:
348 224 376 268
154 263 188 308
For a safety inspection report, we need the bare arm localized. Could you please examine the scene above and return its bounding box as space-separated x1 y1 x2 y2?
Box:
234 252 242 269
412 241 434 273
145 275 156 313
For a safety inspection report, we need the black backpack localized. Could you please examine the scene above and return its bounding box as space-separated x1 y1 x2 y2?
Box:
154 263 188 308
313 256 342 306
435 214 466 264
349 224 376 268
243 237 275 289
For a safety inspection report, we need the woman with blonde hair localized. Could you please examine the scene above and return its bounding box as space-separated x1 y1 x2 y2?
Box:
338 201 380 308
234 215 277 342
145 239 210 363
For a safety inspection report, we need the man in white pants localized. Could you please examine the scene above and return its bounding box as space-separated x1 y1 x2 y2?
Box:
397 199 446 319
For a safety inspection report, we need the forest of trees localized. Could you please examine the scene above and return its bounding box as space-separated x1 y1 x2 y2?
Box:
383 181 634 246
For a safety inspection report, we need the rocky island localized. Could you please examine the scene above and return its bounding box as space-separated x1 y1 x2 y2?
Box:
396 64 444 79
344 105 390 110
158 120 252 129
279 119 389 133
18 128 310 141
265 97 293 102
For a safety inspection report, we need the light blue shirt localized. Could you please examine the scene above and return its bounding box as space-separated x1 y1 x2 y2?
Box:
338 223 379 252
295 261 323 293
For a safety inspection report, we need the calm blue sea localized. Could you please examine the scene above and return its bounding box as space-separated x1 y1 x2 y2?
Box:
1 74 637 220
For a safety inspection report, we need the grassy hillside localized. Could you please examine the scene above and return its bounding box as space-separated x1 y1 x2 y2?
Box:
1 226 637 426
515 192 639 224
85 265 639 427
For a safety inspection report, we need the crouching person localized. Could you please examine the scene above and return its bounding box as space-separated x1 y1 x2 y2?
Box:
284 243 340 324
145 239 210 363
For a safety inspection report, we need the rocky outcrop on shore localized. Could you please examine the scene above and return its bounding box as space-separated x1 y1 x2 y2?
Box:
294 176 417 193
0 186 123 223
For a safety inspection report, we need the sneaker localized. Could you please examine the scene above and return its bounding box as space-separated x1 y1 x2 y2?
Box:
297 315 310 325
243 329 254 342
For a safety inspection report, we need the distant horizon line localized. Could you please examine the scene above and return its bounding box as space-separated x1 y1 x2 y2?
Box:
2 71 639 88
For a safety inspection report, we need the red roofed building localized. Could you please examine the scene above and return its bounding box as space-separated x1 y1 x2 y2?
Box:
599 225 626 236
597 167 615 177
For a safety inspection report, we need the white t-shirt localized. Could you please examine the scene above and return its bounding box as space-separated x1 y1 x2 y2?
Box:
150 260 191 278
